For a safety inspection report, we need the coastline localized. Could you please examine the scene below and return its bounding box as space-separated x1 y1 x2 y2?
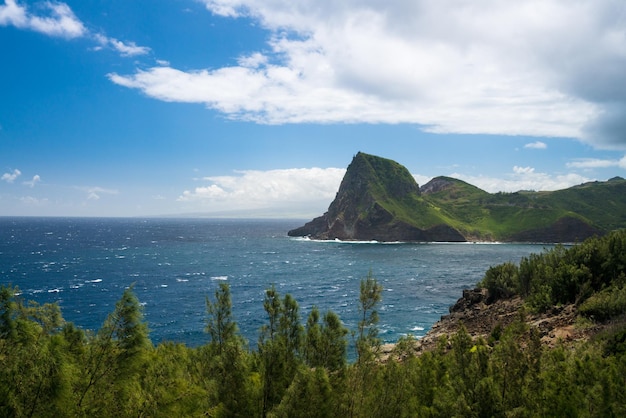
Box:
381 287 600 361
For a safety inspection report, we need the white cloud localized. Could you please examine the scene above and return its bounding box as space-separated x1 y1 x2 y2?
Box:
1 168 21 183
567 155 626 169
449 166 592 193
0 0 85 38
95 33 151 57
513 166 535 175
524 141 547 150
75 186 119 201
0 0 26 27
23 174 41 188
1 1 148 57
201 0 241 17
237 52 268 68
110 39 150 57
110 0 626 147
178 167 345 215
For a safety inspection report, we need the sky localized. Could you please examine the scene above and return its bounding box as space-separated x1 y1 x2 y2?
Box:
1 0 626 218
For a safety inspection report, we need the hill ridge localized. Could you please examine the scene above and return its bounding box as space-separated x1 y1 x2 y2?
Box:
288 152 626 242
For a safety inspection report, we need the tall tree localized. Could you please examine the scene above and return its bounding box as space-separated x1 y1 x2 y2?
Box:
304 307 323 367
304 307 348 372
0 286 71 417
76 285 151 415
205 282 238 355
258 286 304 417
355 270 383 364
203 283 254 417
345 271 383 418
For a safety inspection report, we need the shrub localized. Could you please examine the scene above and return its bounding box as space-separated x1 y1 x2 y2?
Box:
479 262 519 301
579 284 626 322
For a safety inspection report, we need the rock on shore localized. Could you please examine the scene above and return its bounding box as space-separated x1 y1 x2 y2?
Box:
381 287 603 360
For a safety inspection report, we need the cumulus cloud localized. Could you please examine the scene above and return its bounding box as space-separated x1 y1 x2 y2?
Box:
0 0 85 38
524 141 547 150
109 0 626 147
178 167 345 215
23 174 41 188
449 166 592 193
513 166 535 175
1 168 21 183
237 52 268 68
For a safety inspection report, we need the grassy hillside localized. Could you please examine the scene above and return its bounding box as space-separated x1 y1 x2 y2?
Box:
418 175 626 241
345 153 451 229
534 178 626 230
291 152 626 242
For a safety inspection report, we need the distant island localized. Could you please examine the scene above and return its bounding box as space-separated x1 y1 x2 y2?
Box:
288 152 626 242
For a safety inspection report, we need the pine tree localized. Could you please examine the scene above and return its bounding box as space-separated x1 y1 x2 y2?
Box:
355 270 382 364
258 286 304 417
206 283 238 355
76 285 150 415
203 283 253 417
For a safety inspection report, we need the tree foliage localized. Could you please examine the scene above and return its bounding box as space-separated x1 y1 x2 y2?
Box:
479 229 626 313
355 270 383 364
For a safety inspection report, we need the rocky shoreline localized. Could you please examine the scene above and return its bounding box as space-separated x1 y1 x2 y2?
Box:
381 287 604 360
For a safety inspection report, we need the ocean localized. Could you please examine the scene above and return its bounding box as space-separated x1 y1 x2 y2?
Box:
0 217 550 347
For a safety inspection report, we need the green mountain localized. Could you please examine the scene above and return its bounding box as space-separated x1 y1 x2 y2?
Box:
288 152 626 242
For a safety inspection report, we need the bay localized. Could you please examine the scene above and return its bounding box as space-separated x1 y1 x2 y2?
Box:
0 217 550 347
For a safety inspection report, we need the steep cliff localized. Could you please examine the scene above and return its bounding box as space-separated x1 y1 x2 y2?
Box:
287 152 465 241
288 152 626 242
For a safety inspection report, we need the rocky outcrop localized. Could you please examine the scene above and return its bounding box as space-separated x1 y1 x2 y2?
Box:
381 287 604 361
288 152 465 242
290 213 465 242
419 177 457 195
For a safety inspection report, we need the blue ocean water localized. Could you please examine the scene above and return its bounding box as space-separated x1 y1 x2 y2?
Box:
0 217 550 347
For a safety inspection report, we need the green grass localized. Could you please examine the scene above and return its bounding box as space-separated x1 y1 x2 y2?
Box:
340 153 626 241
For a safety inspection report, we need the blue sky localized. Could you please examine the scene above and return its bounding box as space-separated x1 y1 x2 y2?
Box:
1 0 625 218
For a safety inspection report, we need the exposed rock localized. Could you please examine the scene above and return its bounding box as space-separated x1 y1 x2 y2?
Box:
288 152 466 242
381 289 606 361
420 177 456 195
449 288 490 312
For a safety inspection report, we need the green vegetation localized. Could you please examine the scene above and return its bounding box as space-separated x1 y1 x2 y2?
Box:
479 229 626 313
349 153 454 229
2 230 626 416
421 175 626 240
341 152 626 241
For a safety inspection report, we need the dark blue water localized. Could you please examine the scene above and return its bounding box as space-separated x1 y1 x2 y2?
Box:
0 217 550 347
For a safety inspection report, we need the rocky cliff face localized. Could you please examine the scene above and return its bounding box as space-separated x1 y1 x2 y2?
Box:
289 153 625 243
288 152 465 242
381 288 600 361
